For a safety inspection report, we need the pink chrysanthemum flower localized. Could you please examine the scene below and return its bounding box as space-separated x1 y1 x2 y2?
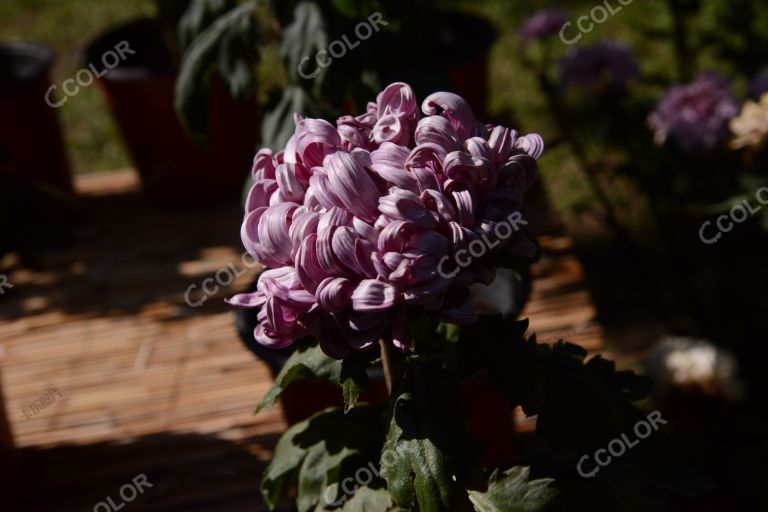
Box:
228 82 544 358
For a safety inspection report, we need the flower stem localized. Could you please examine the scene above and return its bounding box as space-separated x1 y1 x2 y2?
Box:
667 0 692 82
379 338 393 396
536 71 627 239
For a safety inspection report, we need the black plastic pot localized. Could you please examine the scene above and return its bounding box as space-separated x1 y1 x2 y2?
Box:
0 42 72 195
374 11 497 119
81 18 259 208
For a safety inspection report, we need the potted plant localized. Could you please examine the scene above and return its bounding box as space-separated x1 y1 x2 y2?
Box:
0 41 75 265
81 0 259 207
181 2 531 448
0 41 72 197
226 82 683 510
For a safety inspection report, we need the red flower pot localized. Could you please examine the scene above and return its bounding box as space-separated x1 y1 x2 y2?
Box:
0 42 73 196
82 18 259 208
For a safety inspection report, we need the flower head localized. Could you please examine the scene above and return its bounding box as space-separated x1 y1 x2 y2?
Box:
229 83 543 358
518 9 568 42
648 72 738 152
559 41 640 89
730 93 768 150
644 337 743 401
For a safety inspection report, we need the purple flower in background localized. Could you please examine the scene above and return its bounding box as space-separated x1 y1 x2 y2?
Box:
518 9 568 41
748 70 768 99
648 72 739 152
229 82 543 358
559 41 641 89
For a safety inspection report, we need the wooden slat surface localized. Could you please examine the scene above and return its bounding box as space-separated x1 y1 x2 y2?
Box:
0 170 604 511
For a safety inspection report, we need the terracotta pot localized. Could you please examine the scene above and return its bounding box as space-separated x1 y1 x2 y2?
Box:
82 18 259 208
0 42 72 195
459 377 516 469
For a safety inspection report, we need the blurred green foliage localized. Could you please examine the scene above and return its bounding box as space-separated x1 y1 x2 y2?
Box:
0 0 156 174
3 0 764 215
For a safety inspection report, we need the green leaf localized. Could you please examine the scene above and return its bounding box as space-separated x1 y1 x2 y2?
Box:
436 323 460 344
458 317 546 415
535 344 652 454
280 1 328 84
329 0 369 18
340 486 403 511
260 85 318 150
261 406 384 511
467 467 558 512
175 0 258 138
177 0 238 52
217 3 260 98
436 322 460 371
341 368 361 413
255 342 369 414
380 360 481 512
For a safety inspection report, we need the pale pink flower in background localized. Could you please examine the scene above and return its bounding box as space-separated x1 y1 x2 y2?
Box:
730 93 768 150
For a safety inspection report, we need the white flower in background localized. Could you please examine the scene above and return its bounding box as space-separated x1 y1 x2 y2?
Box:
645 337 744 402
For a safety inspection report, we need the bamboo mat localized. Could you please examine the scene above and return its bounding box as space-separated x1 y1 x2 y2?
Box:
0 170 604 511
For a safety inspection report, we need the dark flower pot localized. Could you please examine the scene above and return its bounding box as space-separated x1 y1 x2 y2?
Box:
431 11 497 120
0 42 72 196
374 11 497 119
82 18 259 208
